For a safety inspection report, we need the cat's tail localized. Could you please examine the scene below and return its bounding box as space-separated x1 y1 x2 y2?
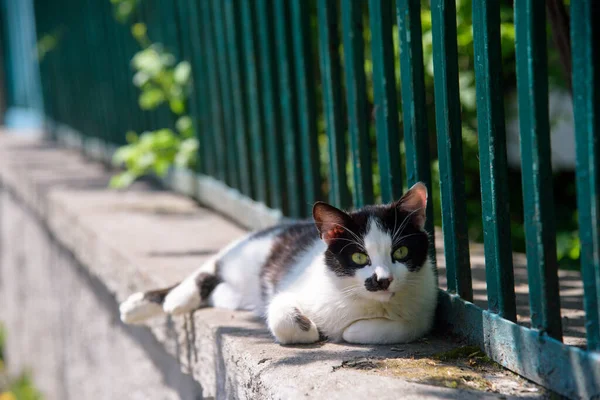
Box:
119 256 221 324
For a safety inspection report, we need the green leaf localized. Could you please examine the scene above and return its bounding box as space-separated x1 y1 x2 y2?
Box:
169 98 185 115
153 159 171 176
109 171 137 188
174 61 192 85
175 138 199 167
175 116 193 136
133 71 150 87
116 2 134 22
112 145 135 166
125 131 138 144
131 23 147 41
139 88 165 109
569 236 581 259
132 48 163 75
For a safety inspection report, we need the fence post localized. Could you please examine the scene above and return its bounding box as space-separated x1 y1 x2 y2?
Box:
472 0 516 321
430 0 473 301
572 0 600 351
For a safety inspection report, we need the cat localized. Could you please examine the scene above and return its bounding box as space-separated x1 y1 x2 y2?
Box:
119 182 438 345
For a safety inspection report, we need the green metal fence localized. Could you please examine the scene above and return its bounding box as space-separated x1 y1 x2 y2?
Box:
3 0 600 398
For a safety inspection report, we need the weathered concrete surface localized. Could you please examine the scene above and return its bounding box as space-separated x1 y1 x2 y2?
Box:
0 132 555 399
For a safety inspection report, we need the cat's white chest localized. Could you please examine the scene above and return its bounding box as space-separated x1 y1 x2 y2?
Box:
287 264 391 341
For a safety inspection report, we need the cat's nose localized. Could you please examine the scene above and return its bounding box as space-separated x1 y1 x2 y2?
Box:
377 277 391 290
365 274 394 291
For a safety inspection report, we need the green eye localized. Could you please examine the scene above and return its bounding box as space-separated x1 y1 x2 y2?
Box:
393 246 409 260
351 252 369 265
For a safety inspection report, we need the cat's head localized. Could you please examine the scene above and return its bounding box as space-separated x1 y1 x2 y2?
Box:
313 182 430 302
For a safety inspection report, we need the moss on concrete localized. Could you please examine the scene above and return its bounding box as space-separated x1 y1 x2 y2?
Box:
334 345 540 395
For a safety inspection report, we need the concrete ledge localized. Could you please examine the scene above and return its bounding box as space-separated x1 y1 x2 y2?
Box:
53 121 285 231
0 132 543 399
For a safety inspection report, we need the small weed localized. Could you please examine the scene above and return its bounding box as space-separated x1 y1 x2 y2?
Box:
0 325 43 400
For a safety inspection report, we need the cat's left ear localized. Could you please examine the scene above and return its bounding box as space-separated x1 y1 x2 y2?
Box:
395 182 428 230
313 202 352 244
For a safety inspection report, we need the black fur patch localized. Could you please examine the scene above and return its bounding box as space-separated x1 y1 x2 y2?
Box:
260 222 318 299
292 307 312 331
195 272 221 300
144 284 177 304
322 211 370 277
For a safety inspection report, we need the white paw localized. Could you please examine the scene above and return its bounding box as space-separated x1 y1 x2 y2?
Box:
342 319 417 344
120 292 164 324
342 320 373 344
163 279 201 315
269 312 320 345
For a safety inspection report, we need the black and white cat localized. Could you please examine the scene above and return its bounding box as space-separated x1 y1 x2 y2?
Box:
119 182 438 345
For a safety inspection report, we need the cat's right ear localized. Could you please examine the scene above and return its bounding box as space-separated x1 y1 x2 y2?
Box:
313 202 352 244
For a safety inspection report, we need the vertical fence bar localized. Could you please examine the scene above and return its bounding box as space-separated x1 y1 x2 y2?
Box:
176 0 203 172
213 0 239 190
430 0 472 301
396 0 436 264
199 0 226 182
291 0 322 214
153 0 175 131
256 0 285 212
188 0 214 176
368 0 403 204
571 0 600 351
514 0 562 340
341 0 374 208
240 0 267 204
224 0 253 198
275 0 303 217
472 0 516 321
318 0 351 209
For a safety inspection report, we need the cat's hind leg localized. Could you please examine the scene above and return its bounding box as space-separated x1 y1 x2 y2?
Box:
267 293 320 345
162 272 220 315
120 258 221 323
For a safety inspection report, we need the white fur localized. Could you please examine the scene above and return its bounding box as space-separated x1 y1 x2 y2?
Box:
120 292 164 324
163 277 202 315
161 231 276 315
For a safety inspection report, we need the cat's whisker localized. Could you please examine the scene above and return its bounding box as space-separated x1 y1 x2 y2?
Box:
392 232 423 246
339 285 363 297
339 242 358 253
392 207 423 241
327 222 364 245
330 237 367 252
391 207 399 242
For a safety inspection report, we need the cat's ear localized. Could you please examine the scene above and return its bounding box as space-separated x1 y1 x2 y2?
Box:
395 182 428 230
313 202 352 244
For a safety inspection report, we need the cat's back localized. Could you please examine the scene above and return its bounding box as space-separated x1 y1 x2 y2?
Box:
258 221 322 300
215 220 321 309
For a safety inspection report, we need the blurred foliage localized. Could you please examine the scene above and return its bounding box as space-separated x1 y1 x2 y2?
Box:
110 0 139 23
108 3 198 188
35 27 64 62
0 326 43 400
105 0 578 266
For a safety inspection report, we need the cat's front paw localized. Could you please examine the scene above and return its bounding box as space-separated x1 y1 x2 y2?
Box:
342 318 417 344
269 308 320 345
